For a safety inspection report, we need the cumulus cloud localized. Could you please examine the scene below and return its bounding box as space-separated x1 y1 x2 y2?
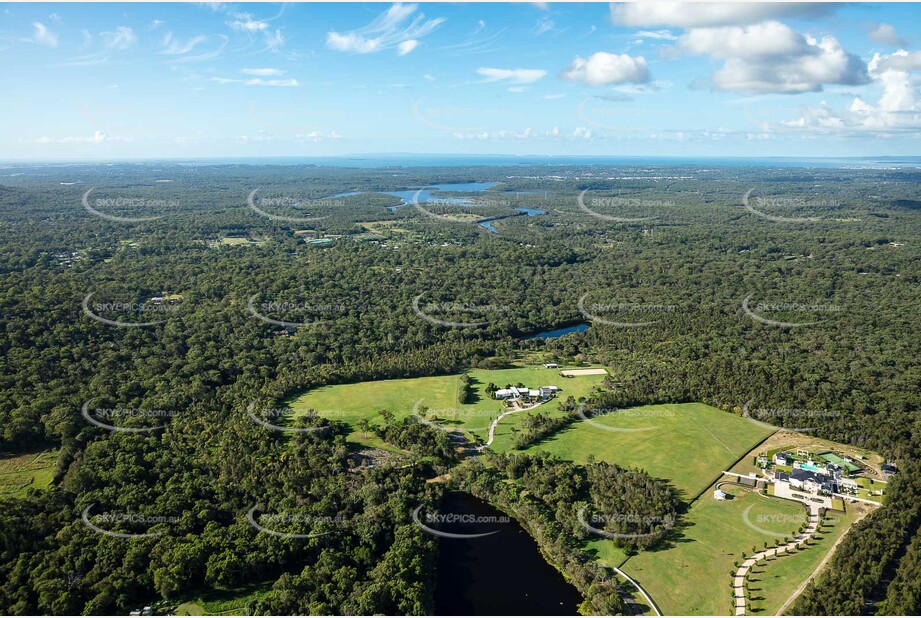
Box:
782 50 921 134
477 67 546 84
678 21 868 94
327 3 444 55
868 23 908 48
610 2 834 28
562 52 649 86
25 21 58 47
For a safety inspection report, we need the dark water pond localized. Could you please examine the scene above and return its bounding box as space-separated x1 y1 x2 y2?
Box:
433 492 581 616
525 323 590 339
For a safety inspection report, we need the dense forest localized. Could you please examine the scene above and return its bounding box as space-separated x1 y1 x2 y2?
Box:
0 161 918 615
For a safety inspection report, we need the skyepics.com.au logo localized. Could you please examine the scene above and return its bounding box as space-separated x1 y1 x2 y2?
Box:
742 188 840 223
411 505 510 539
741 399 841 433
577 506 675 540
575 404 664 433
81 504 179 538
742 293 842 328
577 189 670 223
246 402 334 434
246 189 333 223
81 400 179 433
410 190 509 224
411 100 487 134
82 291 183 328
411 293 509 328
578 293 677 328
246 295 346 328
247 507 347 539
741 505 835 536
82 187 177 223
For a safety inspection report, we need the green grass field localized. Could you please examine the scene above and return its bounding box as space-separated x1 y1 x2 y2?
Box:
0 450 57 499
750 508 859 615
285 365 607 445
175 581 272 616
522 402 773 498
622 488 806 616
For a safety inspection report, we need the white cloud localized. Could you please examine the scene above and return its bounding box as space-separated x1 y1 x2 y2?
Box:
57 26 136 66
874 49 921 72
397 39 419 55
635 29 677 41
212 76 298 87
160 33 207 55
263 29 285 51
562 52 649 86
678 22 868 94
610 2 834 28
35 131 126 144
229 17 268 33
868 24 907 48
327 3 444 55
477 67 547 84
242 68 284 76
782 51 921 134
452 126 592 141
534 17 555 36
100 26 136 50
26 22 58 47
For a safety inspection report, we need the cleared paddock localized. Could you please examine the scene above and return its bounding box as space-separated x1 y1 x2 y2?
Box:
559 368 609 377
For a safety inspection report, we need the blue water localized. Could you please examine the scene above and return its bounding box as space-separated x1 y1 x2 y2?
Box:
799 463 824 473
526 323 590 339
330 182 499 212
515 207 546 216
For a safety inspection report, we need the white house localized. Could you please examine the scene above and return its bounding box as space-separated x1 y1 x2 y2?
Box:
544 363 560 369
714 489 728 501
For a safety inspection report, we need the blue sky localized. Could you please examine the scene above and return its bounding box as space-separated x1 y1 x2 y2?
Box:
2 2 921 160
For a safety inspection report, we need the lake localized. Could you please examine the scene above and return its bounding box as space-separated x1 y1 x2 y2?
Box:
477 206 547 232
433 492 582 616
525 323 590 339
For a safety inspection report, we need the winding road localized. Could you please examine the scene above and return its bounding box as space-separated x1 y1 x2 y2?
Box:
731 503 821 616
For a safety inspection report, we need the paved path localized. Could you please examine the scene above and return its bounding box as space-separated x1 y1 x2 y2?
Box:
482 400 545 448
775 507 871 615
731 503 821 616
612 565 662 616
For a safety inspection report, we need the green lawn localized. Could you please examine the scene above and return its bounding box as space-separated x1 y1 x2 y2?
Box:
285 365 607 445
175 581 272 616
622 488 806 616
522 402 773 498
0 449 57 499
750 508 859 615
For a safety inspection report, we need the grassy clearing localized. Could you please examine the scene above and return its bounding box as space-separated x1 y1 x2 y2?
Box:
622 488 805 616
750 507 862 615
0 449 57 499
522 403 773 498
174 581 272 616
285 365 607 445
